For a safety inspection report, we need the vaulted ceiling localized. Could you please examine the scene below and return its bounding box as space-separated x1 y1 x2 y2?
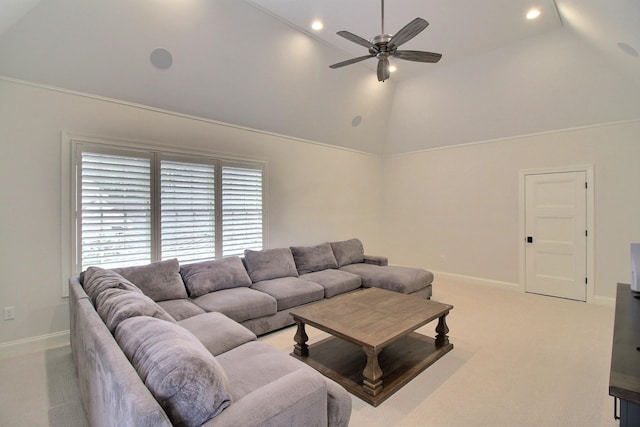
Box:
247 0 564 80
1 0 639 155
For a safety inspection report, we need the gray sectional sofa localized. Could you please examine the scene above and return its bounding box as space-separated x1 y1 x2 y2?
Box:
69 238 434 426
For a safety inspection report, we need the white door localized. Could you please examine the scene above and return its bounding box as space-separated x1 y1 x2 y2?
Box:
525 172 587 301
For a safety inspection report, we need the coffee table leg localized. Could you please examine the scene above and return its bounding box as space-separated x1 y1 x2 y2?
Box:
435 312 450 347
293 319 309 357
362 347 383 397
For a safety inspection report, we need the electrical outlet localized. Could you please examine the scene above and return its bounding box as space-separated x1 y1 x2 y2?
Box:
3 306 15 320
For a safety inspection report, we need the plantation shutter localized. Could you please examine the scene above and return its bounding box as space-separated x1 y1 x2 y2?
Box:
74 140 265 271
221 165 263 256
160 160 216 263
80 151 152 270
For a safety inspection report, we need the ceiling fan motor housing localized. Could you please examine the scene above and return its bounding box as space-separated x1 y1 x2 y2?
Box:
372 34 393 45
370 34 394 58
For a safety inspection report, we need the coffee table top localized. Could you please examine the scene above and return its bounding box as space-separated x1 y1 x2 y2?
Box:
290 288 453 350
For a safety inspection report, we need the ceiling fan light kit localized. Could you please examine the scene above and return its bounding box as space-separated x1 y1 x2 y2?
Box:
329 0 442 82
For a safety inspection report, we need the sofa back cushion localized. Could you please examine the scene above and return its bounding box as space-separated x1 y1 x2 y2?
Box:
82 266 143 305
243 248 299 282
330 238 365 267
290 242 338 275
115 316 232 427
113 259 188 302
95 287 176 333
180 256 252 298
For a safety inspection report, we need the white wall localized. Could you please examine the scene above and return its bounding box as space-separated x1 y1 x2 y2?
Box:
382 120 640 300
0 78 384 346
385 28 640 154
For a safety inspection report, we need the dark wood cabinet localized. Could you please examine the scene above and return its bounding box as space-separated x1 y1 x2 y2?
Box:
610 283 640 426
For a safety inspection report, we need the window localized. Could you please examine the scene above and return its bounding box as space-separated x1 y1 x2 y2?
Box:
160 159 216 263
222 166 263 256
80 150 152 269
74 142 264 271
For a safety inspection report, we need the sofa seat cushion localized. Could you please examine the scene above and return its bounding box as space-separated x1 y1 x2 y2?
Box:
330 238 365 268
208 368 328 427
192 288 277 323
94 287 176 333
157 299 206 321
113 259 188 302
290 242 338 275
115 316 232 427
82 266 143 305
178 312 257 356
340 263 434 295
244 248 299 282
250 277 324 311
216 341 351 427
299 269 362 299
216 341 320 400
180 256 252 298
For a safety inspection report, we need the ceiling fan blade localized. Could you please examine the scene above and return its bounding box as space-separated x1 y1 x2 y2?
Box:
336 31 377 50
388 18 429 49
377 58 390 82
329 54 375 69
393 50 442 63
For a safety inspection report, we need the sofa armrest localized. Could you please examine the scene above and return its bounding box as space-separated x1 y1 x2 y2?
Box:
204 370 328 427
363 255 388 266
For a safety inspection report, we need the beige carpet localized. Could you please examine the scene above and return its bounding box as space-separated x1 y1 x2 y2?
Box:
0 278 619 427
0 346 87 427
261 279 619 427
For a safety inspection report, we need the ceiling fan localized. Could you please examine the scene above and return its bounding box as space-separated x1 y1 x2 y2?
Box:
329 0 442 82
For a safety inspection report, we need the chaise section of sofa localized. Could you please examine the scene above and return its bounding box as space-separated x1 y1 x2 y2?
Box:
330 238 433 299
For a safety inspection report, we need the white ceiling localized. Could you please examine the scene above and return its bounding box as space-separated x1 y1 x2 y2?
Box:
0 0 41 35
246 0 563 81
0 0 639 154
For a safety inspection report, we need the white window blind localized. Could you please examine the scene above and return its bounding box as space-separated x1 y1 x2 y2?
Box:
80 152 152 269
222 166 263 256
161 160 216 263
75 143 265 271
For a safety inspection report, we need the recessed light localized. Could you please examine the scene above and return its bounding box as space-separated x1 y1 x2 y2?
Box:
526 8 541 20
311 20 323 31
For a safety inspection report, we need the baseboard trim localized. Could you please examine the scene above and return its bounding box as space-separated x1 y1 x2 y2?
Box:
593 295 615 307
433 271 616 305
432 271 522 292
0 331 70 360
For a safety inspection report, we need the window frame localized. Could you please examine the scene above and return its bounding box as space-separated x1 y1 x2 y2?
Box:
62 133 268 296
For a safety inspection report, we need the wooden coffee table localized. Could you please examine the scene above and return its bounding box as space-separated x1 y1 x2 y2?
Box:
290 288 453 406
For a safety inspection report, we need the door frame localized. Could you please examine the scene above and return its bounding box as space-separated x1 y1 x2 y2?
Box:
518 165 595 302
